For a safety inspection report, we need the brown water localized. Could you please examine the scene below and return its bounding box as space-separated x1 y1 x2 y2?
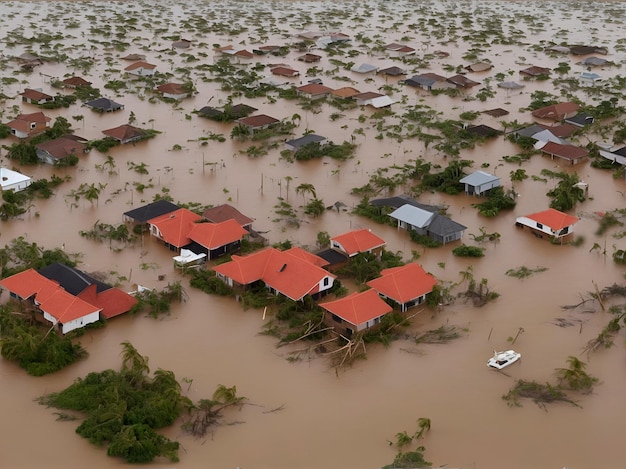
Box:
1 1 626 468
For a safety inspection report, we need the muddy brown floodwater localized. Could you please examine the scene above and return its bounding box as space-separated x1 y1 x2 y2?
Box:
1 0 626 468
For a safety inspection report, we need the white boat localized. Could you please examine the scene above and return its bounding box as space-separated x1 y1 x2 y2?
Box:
487 350 521 370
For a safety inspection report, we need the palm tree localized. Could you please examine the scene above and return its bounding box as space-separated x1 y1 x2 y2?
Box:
414 417 431 439
555 356 598 392
295 183 316 204
120 341 150 381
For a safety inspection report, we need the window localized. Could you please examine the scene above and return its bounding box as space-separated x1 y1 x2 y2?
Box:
536 223 543 229
323 277 329 286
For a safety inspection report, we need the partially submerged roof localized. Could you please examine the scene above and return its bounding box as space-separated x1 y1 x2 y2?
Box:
531 102 580 121
319 289 392 327
238 114 280 128
188 219 248 249
330 229 386 256
285 134 327 148
202 203 254 227
351 63 378 74
84 97 124 111
367 263 437 304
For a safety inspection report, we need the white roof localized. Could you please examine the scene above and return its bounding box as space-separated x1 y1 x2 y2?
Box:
389 204 434 228
531 129 564 144
173 249 206 265
370 95 395 108
460 170 499 186
0 167 31 189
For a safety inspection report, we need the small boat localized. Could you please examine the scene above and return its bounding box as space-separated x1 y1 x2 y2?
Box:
487 350 521 370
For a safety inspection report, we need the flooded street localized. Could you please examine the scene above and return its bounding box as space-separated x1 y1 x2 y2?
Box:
1 0 626 468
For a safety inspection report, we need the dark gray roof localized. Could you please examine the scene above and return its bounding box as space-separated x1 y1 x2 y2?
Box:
315 248 348 265
564 113 594 127
123 199 180 223
84 97 124 111
512 124 548 139
370 195 443 214
285 134 327 148
427 214 467 237
404 76 436 88
38 263 111 296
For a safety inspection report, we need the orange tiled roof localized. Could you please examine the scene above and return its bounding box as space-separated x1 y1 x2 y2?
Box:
238 114 279 128
330 229 386 256
319 289 392 327
20 88 52 101
77 284 137 319
188 219 248 249
213 247 336 301
39 288 100 323
525 208 579 230
367 263 436 303
0 268 59 302
148 208 202 248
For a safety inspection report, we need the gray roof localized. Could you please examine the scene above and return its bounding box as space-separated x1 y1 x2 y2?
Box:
370 195 442 213
84 97 124 111
389 204 434 228
351 63 378 73
404 75 436 88
513 124 548 139
497 81 524 90
123 199 180 223
581 56 608 66
427 214 467 237
285 134 327 148
460 170 499 186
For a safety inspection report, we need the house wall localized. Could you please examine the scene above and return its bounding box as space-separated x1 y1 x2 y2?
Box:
43 310 100 334
328 313 384 336
476 180 501 195
2 178 32 192
515 216 572 238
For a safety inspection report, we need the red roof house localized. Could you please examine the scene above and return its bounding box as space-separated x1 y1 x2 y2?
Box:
237 114 280 130
124 60 157 76
148 208 202 250
6 111 51 139
0 269 59 302
77 284 137 320
330 229 386 257
156 82 191 99
0 269 102 334
367 263 437 312
515 208 579 241
102 124 145 144
531 102 580 121
270 66 300 77
202 203 254 229
537 141 588 165
297 83 334 99
188 219 248 259
319 289 392 334
38 289 101 334
213 247 336 301
62 76 92 88
20 88 53 105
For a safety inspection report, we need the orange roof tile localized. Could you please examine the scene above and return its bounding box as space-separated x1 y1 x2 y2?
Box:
525 208 579 230
0 269 60 302
319 289 392 327
39 289 100 323
330 229 386 256
367 263 436 303
188 219 248 249
148 208 202 248
213 247 336 301
77 284 137 319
